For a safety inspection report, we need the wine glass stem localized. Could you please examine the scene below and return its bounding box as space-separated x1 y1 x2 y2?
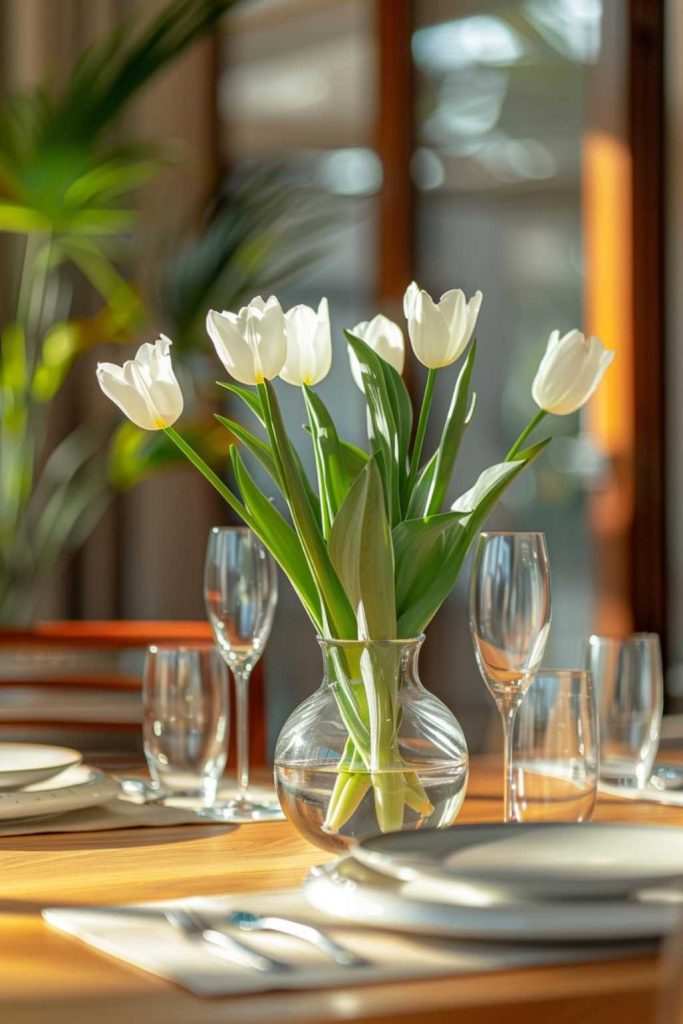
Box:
234 667 251 800
500 701 519 823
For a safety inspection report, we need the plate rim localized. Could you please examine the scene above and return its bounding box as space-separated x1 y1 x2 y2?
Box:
0 741 82 776
0 764 118 822
353 822 683 895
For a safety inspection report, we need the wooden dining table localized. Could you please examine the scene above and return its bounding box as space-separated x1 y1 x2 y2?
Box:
0 755 679 1024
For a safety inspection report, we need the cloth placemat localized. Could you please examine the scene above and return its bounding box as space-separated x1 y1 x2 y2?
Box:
0 782 276 836
0 797 218 836
43 888 656 998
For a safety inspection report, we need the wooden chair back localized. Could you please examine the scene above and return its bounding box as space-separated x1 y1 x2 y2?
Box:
0 622 266 770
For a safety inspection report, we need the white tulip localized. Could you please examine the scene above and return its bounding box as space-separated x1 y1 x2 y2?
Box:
96 335 183 431
206 296 287 386
348 314 405 389
532 329 615 415
279 298 332 386
403 281 482 369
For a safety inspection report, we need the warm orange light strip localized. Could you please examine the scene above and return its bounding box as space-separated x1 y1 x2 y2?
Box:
583 130 634 457
582 130 634 634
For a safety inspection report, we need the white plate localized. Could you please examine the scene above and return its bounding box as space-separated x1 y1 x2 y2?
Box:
304 856 680 943
353 824 683 901
0 765 119 821
0 742 82 790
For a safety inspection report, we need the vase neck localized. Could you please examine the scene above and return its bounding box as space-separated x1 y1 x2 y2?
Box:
318 637 424 691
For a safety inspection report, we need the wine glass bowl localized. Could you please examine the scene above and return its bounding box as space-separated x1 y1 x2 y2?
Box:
205 527 277 671
470 531 552 821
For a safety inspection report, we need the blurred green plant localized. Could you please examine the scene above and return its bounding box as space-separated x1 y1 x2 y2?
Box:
0 0 333 622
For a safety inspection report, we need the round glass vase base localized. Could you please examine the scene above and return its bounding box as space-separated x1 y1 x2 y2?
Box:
273 636 470 852
274 761 469 853
197 797 285 824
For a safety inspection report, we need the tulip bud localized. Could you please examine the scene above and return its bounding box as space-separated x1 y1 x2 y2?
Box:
206 296 287 386
403 281 482 369
532 329 615 415
348 314 405 390
279 298 332 386
96 335 183 431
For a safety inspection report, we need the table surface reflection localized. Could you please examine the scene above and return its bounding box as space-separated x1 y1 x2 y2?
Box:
0 756 677 1024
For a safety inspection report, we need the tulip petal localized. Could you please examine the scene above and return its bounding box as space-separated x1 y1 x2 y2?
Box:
408 291 451 368
464 290 483 346
403 281 420 319
280 298 331 386
349 313 405 391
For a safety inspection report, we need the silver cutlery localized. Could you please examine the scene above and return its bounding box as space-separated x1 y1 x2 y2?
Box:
165 908 289 972
227 909 369 967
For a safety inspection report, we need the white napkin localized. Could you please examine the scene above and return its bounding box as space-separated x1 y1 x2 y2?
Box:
43 889 656 998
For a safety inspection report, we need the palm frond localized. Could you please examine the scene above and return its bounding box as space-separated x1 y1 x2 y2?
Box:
158 166 340 350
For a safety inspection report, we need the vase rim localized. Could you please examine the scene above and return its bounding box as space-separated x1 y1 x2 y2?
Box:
316 634 425 648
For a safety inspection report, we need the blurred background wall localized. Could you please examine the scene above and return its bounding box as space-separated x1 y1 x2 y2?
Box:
0 0 670 755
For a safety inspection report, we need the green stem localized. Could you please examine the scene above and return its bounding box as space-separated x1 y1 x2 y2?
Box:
406 368 437 499
506 409 547 461
163 426 248 519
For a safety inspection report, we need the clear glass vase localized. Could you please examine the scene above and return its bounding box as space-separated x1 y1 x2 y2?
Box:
273 636 469 852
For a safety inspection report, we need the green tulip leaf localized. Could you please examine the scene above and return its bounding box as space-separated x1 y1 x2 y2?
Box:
405 451 438 520
217 381 264 424
344 330 405 526
393 511 466 618
423 341 477 516
230 445 322 630
303 385 360 536
329 456 396 640
260 380 356 639
215 413 278 486
397 440 550 636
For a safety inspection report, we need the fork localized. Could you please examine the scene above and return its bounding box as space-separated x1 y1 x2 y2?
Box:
227 909 369 967
164 908 289 972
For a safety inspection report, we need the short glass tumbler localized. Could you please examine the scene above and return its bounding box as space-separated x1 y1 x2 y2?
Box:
143 644 229 802
512 670 598 823
586 633 663 787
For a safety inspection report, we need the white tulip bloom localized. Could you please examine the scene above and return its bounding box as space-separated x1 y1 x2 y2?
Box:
532 329 615 415
96 335 183 431
403 281 482 369
206 296 287 386
279 298 332 386
349 314 405 389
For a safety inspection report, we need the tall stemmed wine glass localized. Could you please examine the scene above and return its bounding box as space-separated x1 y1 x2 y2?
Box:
470 532 552 822
204 526 279 821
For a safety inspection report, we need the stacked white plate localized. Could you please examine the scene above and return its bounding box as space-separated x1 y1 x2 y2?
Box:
304 823 683 942
0 743 118 823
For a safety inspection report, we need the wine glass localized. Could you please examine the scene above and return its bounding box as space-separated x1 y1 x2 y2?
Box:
470 531 552 822
204 526 280 821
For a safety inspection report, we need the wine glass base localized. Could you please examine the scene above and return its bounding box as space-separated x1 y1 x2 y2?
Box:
198 797 285 823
